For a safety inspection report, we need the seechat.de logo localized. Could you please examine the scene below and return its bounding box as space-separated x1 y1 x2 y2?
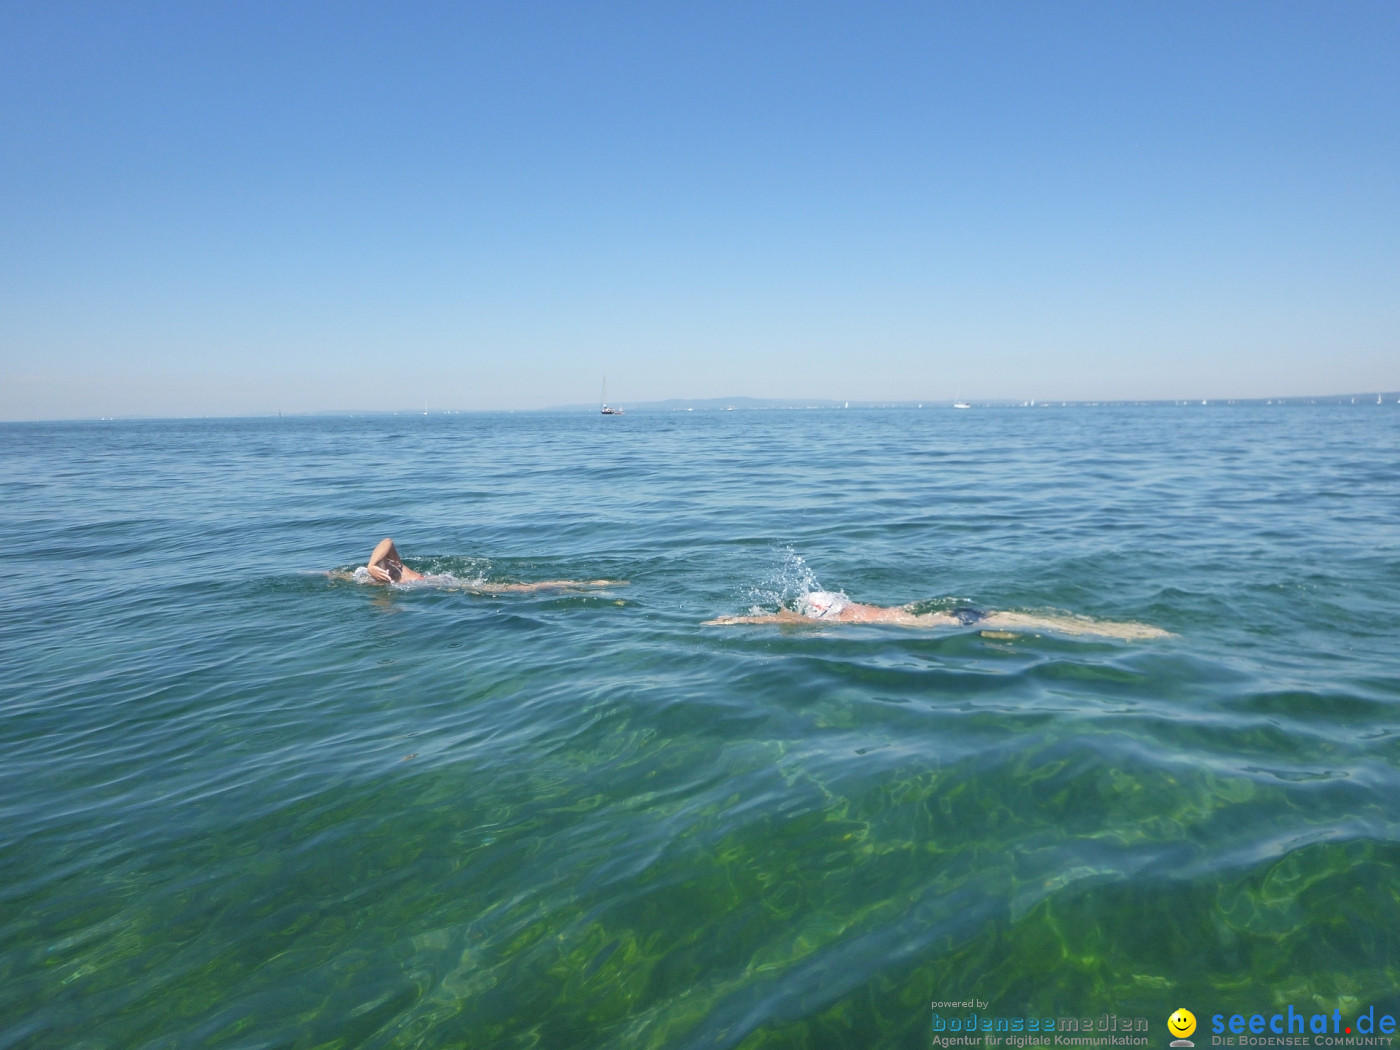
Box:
1168 1008 1197 1047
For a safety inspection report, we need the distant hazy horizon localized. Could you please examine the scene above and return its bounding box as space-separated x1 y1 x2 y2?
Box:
2 3 1396 421
6 390 1400 424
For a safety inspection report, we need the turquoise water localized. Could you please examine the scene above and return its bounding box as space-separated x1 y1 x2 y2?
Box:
2 406 1398 1049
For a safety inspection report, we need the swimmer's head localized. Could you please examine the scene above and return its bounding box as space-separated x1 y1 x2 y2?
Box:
795 590 847 619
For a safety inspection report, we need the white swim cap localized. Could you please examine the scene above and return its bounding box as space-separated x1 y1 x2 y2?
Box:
797 591 847 619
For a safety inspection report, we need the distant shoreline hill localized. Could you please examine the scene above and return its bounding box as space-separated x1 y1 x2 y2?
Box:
550 397 854 412
544 394 1400 412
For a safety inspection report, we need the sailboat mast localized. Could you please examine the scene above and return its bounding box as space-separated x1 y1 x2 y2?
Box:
599 375 622 414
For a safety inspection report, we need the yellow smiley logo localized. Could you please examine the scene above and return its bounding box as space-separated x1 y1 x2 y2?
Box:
1168 1009 1197 1039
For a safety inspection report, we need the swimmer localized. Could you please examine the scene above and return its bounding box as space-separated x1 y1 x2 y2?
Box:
704 590 1170 640
344 538 625 593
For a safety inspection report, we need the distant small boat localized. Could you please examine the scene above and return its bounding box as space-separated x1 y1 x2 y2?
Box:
600 378 623 415
953 400 971 409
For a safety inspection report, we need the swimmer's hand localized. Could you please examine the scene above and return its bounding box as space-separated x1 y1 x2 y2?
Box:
366 564 392 584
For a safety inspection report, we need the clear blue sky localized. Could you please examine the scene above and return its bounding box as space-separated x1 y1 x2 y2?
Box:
2 2 1396 418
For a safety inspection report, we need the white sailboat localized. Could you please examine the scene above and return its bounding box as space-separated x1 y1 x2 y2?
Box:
600 378 623 415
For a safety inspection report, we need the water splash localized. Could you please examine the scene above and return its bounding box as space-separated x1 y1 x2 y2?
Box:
742 547 845 614
350 564 491 589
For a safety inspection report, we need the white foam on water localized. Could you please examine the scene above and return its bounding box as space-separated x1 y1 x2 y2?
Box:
396 573 470 590
351 566 490 590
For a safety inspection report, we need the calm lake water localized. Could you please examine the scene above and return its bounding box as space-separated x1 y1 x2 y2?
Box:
2 406 1398 1049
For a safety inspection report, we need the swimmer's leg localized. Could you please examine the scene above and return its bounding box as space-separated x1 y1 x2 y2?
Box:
980 610 1171 640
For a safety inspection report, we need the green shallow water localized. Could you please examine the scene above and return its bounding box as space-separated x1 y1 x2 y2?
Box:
1 406 1398 1049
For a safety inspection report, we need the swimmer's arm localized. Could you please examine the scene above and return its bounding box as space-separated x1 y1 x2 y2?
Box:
365 544 392 582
